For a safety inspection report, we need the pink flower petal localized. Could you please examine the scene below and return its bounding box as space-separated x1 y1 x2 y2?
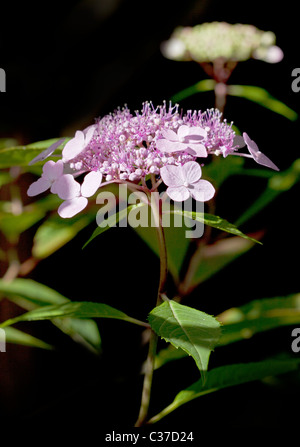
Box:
84 125 96 145
189 179 215 202
166 185 190 201
243 132 279 171
185 144 207 158
81 171 102 197
62 131 85 161
161 128 179 141
27 177 51 196
181 161 201 183
187 126 207 138
43 160 64 181
177 125 190 140
156 139 186 153
233 135 246 148
160 164 184 187
55 174 81 200
58 197 88 218
28 138 66 165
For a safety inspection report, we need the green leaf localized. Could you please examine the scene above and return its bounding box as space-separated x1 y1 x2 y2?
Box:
169 210 261 244
3 326 53 350
171 79 216 103
227 84 298 121
0 278 101 352
235 159 300 226
189 236 256 287
0 138 68 168
33 211 95 259
0 301 148 329
0 208 46 239
154 293 300 370
83 202 146 248
218 294 300 346
148 359 300 423
148 300 221 377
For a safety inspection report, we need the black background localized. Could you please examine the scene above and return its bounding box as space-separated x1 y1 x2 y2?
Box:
1 0 300 434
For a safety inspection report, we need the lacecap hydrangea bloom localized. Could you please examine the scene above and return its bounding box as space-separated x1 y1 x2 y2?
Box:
161 22 283 64
27 101 279 218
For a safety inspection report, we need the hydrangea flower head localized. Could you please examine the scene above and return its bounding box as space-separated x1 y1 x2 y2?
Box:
27 101 279 218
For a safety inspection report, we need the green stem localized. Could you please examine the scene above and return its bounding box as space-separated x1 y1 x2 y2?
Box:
134 191 168 427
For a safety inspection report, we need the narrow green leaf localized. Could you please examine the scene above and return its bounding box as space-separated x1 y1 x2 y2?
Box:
0 138 68 168
148 300 221 376
4 326 53 350
0 301 148 329
171 79 216 103
218 294 300 346
149 359 300 423
227 84 298 121
169 210 261 244
0 278 101 352
235 159 300 226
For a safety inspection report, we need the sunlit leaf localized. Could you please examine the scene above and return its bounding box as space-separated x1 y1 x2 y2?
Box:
0 278 101 352
171 79 216 103
0 138 68 168
3 326 53 350
148 300 221 377
149 359 300 423
169 210 261 244
0 301 148 329
218 294 300 346
235 158 300 226
227 84 298 121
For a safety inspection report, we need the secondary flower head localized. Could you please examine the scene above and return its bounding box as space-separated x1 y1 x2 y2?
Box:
161 22 283 64
27 101 279 218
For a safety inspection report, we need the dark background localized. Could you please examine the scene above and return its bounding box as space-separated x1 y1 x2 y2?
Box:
1 0 300 434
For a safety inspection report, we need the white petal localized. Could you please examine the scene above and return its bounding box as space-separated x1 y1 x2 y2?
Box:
156 139 186 153
189 179 215 202
84 125 96 145
55 174 81 200
160 128 179 141
243 132 279 171
28 138 66 165
166 185 190 201
160 164 184 187
27 177 51 196
181 161 201 183
58 197 88 218
81 171 102 197
62 131 85 161
187 126 207 138
177 125 190 140
186 144 207 158
43 160 64 181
